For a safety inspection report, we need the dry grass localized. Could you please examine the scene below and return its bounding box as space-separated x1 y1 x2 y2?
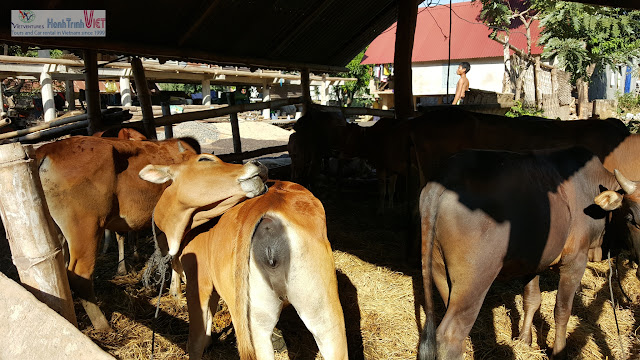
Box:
2 178 639 359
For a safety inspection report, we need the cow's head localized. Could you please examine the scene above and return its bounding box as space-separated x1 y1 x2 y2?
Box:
139 154 268 256
595 169 640 278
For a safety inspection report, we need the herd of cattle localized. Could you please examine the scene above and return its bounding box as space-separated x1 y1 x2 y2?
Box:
23 106 640 360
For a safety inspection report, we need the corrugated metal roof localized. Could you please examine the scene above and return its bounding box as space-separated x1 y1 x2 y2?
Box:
361 1 544 65
0 0 400 72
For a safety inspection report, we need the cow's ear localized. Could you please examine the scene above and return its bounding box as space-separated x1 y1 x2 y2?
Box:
139 164 173 184
595 190 623 211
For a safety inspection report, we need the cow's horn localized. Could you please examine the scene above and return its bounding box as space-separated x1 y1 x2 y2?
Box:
177 140 186 153
615 169 637 194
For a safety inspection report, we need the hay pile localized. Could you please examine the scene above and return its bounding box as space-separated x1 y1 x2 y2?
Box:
73 183 640 359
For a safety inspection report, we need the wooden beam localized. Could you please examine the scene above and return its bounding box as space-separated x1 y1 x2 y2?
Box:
161 103 173 139
269 0 336 58
83 50 103 134
0 35 349 74
311 104 395 117
131 57 157 139
393 0 418 119
227 93 242 155
179 0 223 46
0 143 77 326
151 97 304 127
218 145 288 163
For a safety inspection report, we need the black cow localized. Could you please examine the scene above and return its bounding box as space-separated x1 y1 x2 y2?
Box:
418 147 640 360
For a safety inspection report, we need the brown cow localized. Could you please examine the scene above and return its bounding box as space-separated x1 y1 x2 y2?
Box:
418 147 640 360
140 155 348 360
36 135 200 331
93 127 148 274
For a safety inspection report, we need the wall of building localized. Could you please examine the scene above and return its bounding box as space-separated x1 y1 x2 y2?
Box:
412 57 505 96
590 63 639 101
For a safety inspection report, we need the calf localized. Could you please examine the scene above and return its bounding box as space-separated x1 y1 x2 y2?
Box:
418 147 640 359
36 135 200 331
140 155 348 360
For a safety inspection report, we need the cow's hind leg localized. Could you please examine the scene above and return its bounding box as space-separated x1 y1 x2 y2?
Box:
65 221 111 331
183 253 215 360
517 275 541 345
248 268 283 360
552 255 587 359
116 232 127 275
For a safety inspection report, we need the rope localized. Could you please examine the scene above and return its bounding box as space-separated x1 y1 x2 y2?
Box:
148 210 172 360
615 254 632 303
12 248 62 271
607 250 625 356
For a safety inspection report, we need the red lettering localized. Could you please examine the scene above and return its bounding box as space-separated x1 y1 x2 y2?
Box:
84 10 94 28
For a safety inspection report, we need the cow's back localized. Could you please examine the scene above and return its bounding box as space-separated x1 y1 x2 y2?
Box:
427 147 608 278
37 136 199 232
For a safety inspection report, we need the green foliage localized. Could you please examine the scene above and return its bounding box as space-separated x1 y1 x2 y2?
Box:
49 49 64 59
617 92 640 114
157 83 202 96
6 45 38 57
539 2 640 83
332 49 372 106
505 100 545 117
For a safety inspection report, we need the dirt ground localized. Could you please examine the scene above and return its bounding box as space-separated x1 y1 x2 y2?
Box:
1 166 639 359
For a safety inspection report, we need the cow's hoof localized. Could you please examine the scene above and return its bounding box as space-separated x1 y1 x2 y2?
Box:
514 334 532 346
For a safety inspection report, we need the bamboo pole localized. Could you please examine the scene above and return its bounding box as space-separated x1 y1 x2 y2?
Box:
18 120 89 143
0 143 77 326
300 68 312 115
0 118 11 129
83 50 103 134
131 57 157 139
311 104 395 117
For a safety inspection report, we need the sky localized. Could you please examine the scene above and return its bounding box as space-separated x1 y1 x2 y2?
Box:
419 0 471 6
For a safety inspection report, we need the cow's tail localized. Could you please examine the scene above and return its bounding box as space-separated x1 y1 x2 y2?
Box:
418 183 445 360
235 214 290 360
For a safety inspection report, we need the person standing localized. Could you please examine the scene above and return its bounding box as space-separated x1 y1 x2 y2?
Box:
452 62 470 105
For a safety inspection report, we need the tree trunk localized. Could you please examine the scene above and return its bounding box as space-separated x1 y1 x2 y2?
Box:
393 0 418 119
576 63 596 119
502 35 512 94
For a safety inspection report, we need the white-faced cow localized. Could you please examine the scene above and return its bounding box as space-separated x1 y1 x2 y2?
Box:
140 154 348 360
36 135 200 331
418 147 640 360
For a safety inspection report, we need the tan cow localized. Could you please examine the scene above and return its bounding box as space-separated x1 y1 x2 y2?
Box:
36 135 200 331
140 155 348 360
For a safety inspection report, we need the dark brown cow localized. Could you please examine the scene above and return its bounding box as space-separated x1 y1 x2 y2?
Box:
418 147 640 359
288 108 347 188
140 156 348 360
36 136 200 331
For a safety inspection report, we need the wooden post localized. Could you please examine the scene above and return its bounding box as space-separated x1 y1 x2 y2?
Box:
83 50 103 134
0 81 5 118
321 74 329 105
227 92 242 155
40 69 55 122
394 0 418 119
119 76 132 107
131 57 157 139
533 56 541 109
300 68 311 115
202 79 211 106
65 80 75 111
0 143 77 326
161 102 173 139
262 80 271 119
551 67 559 108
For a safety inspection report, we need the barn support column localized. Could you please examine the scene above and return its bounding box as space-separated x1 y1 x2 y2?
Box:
131 57 157 139
40 68 55 122
300 68 311 115
262 80 271 119
83 50 103 134
119 76 132 107
393 0 419 119
202 79 211 106
65 80 75 110
161 102 173 139
227 92 242 156
320 74 329 105
0 81 5 118
0 143 77 327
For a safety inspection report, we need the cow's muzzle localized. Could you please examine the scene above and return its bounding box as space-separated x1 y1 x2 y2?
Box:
239 160 268 198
